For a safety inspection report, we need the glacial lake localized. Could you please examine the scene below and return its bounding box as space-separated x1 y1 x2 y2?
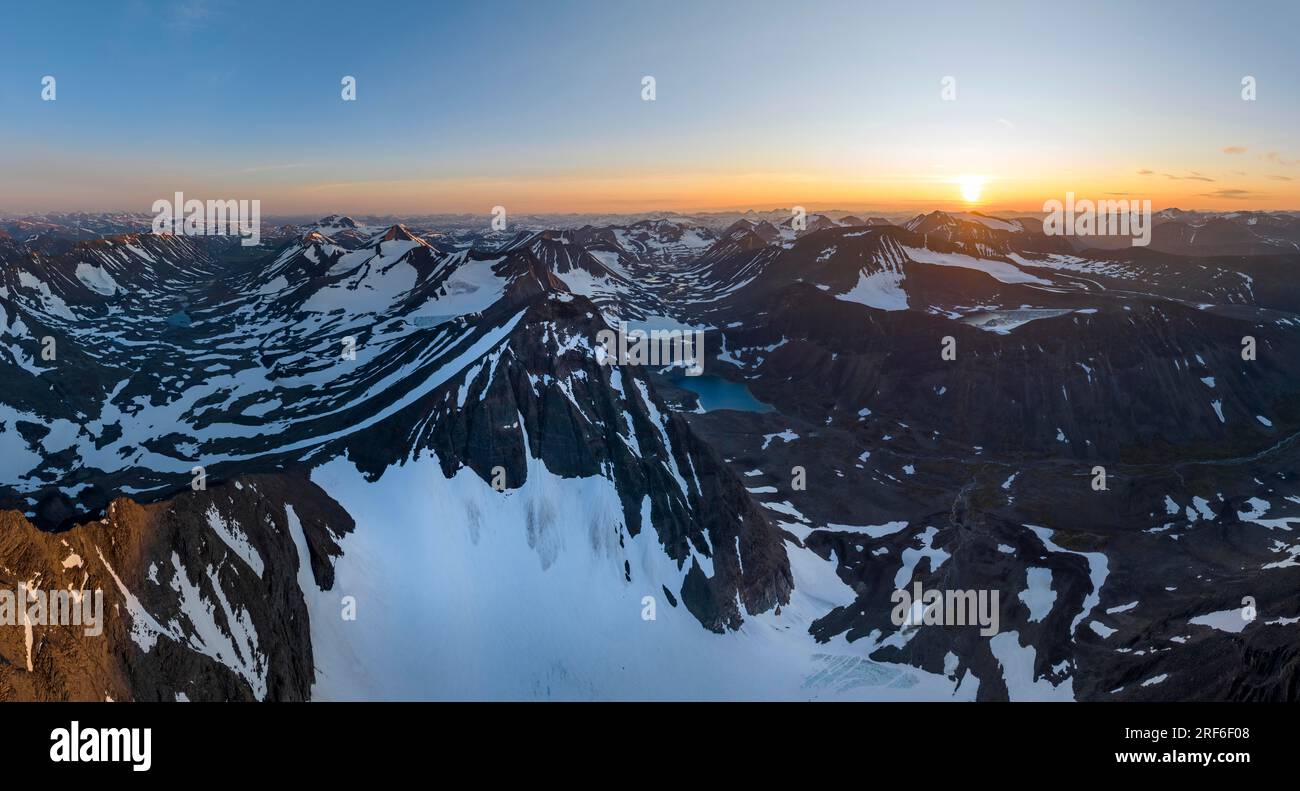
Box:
671 373 775 413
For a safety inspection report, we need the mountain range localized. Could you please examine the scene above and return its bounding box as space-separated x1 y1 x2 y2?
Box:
2 209 1299 701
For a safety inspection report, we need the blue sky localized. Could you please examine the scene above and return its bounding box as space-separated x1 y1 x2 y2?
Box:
2 0 1298 213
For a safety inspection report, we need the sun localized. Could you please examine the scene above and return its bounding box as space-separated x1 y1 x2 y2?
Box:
955 175 987 203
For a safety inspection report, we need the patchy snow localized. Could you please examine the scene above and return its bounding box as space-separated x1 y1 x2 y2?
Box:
75 263 121 296
1025 525 1108 636
1019 567 1055 623
1189 496 1217 521
761 429 798 450
893 526 950 588
205 505 264 577
989 631 1074 701
902 246 1050 285
835 268 908 311
1088 621 1116 638
820 521 908 538
1164 496 1180 516
1190 608 1254 633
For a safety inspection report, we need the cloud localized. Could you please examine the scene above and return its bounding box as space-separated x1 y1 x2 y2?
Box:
1163 172 1215 182
996 118 1015 130
1264 152 1298 166
1199 189 1263 199
1137 169 1154 175
1266 174 1294 181
1223 146 1247 155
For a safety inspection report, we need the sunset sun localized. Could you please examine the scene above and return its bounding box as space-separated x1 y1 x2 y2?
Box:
956 175 987 203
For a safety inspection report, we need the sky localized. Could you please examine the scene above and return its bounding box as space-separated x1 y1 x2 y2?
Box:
1 0 1298 215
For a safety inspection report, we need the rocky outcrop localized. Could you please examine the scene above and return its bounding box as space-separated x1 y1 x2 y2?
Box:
0 474 352 701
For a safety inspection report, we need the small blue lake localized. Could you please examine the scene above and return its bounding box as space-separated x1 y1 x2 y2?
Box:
672 373 774 413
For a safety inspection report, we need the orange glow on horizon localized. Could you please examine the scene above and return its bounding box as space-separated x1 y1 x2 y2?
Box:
9 165 1298 216
249 171 1298 216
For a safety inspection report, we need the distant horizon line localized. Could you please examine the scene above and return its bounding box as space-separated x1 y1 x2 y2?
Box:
4 206 1300 220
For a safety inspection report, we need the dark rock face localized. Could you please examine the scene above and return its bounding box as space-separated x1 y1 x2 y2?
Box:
335 281 793 632
0 474 352 701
